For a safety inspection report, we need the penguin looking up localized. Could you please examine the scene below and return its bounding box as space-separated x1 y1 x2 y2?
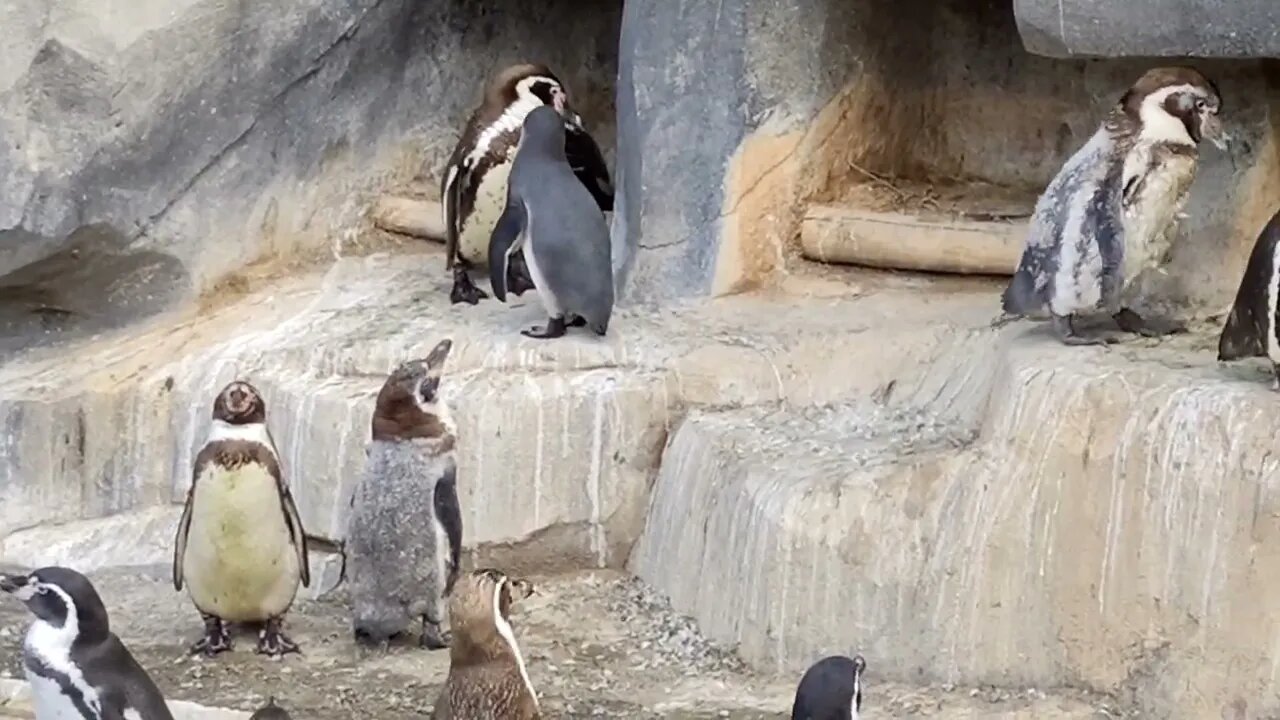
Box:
442 63 614 306
173 380 311 658
431 568 538 720
791 654 866 720
1001 66 1227 345
1218 208 1280 388
488 105 614 340
347 338 463 650
1 566 176 720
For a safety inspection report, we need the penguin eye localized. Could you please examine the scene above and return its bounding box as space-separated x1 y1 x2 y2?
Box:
34 585 48 595
1195 98 1207 111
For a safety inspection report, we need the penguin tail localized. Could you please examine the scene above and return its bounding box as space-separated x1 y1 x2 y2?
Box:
1000 268 1041 316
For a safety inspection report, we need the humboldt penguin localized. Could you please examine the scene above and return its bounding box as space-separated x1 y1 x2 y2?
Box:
1001 66 1227 345
1218 208 1280 388
347 338 463 649
441 62 613 305
173 380 311 657
791 654 867 720
1 566 176 720
488 105 614 340
431 568 538 720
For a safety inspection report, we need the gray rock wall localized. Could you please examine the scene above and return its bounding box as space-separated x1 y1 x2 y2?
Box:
0 0 621 353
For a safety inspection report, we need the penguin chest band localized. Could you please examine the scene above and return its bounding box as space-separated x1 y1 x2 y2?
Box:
182 464 300 621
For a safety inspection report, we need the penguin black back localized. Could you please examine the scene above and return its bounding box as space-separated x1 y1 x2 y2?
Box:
1219 208 1280 363
2 566 176 720
791 654 866 720
249 696 293 720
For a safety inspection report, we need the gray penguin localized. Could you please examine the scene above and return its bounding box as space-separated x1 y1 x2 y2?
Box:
1001 66 1227 345
487 104 614 340
346 338 463 649
1218 208 1280 388
1 566 176 720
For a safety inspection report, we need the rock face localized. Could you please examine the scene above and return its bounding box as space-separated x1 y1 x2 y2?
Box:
1014 0 1280 58
0 0 621 353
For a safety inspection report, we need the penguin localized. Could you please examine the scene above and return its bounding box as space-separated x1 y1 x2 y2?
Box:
441 62 614 306
431 568 538 720
791 654 866 720
1000 66 1227 345
1218 208 1280 388
248 697 292 720
0 566 176 720
488 105 614 340
347 338 463 650
172 380 311 658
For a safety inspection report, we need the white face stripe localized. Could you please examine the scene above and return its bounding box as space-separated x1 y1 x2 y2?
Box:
491 579 537 710
1137 83 1203 145
206 418 278 455
24 583 104 717
850 673 861 719
1267 239 1280 364
462 76 562 169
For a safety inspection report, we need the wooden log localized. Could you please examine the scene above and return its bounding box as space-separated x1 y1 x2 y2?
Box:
371 195 446 242
800 204 1026 276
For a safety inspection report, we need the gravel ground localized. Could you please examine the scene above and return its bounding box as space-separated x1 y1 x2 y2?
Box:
0 567 1127 718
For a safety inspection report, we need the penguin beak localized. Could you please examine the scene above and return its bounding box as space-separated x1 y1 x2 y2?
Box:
0 573 26 594
1199 112 1229 151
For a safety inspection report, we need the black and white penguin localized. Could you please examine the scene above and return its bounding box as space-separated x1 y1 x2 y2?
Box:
172 380 311 658
1218 208 1280 387
488 106 614 340
347 339 463 649
0 566 176 720
1001 66 1227 345
791 654 866 720
248 697 292 720
441 62 614 306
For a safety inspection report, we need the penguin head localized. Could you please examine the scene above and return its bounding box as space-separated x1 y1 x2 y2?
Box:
0 566 110 644
212 380 267 425
1119 66 1228 150
371 339 455 442
447 568 535 663
517 106 569 161
489 63 574 118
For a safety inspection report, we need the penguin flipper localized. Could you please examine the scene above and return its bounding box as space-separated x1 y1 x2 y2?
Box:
172 479 196 592
434 462 463 594
277 483 311 588
488 197 527 302
443 164 461 269
564 119 614 212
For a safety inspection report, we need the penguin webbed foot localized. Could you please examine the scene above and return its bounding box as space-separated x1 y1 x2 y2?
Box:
506 263 537 297
522 316 567 339
1112 308 1185 338
449 268 488 306
190 615 232 657
1052 313 1120 347
256 618 300 658
420 618 451 650
567 315 587 328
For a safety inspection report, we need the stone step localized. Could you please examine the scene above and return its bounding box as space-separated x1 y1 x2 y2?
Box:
0 678 247 720
630 325 1280 719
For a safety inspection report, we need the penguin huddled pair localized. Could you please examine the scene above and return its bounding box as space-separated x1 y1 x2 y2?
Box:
441 63 615 341
1 565 295 720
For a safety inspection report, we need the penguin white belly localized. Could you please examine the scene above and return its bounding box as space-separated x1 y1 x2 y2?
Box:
26 669 93 720
458 160 514 266
522 217 564 318
1122 156 1195 279
182 464 300 622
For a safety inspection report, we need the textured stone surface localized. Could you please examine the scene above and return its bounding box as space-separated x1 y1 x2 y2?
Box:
631 324 1280 720
0 0 621 352
1014 0 1280 58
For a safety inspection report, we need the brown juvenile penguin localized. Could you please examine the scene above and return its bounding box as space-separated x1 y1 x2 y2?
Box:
431 568 538 720
441 62 614 306
173 380 311 657
1000 66 1227 345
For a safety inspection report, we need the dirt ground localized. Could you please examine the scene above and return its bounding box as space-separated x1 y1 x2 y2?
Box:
0 568 1126 719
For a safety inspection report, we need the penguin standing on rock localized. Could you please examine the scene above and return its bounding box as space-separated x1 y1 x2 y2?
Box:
1218 209 1280 388
1001 66 1228 345
432 568 539 720
347 338 463 649
1 566 176 720
488 106 614 340
442 62 614 306
791 654 866 720
173 380 311 658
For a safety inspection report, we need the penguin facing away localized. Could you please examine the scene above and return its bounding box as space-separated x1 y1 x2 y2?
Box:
791 654 866 720
1001 66 1227 345
347 338 463 649
173 380 311 658
1218 208 1280 388
1 566 176 720
488 105 614 340
431 568 538 720
248 697 292 720
442 62 614 306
